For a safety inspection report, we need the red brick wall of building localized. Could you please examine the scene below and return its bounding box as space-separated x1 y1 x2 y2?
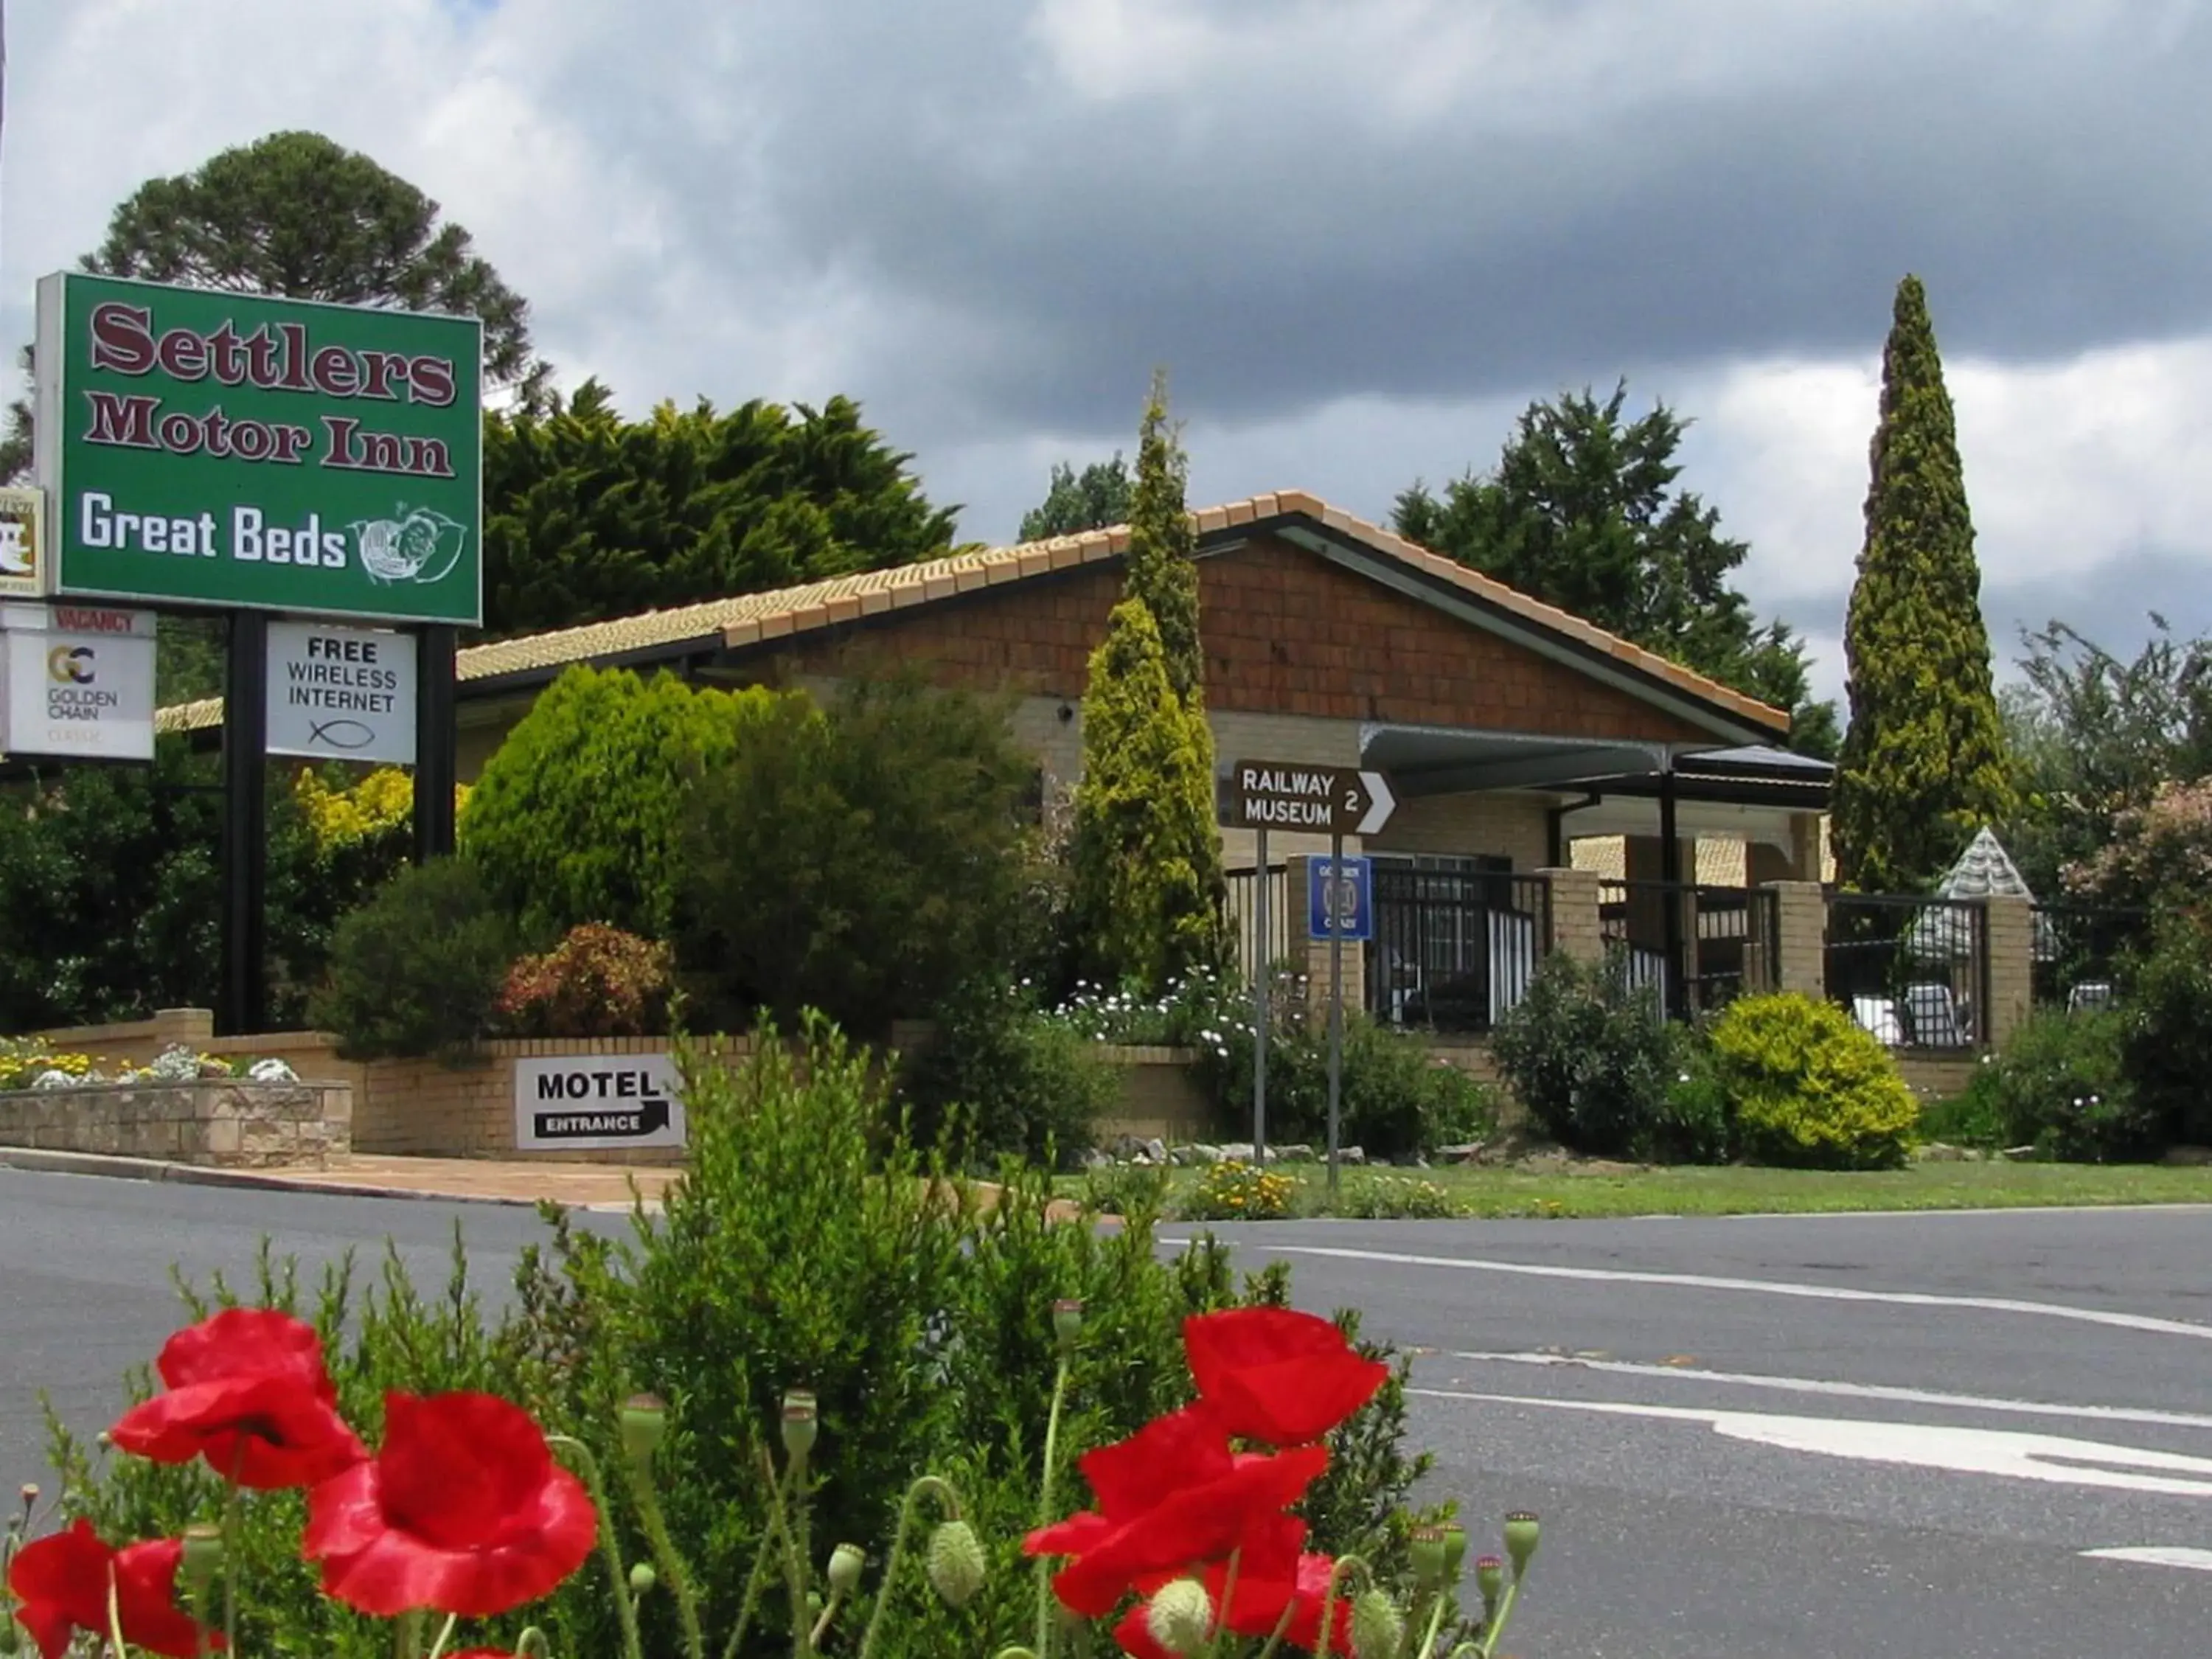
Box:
780 535 1715 743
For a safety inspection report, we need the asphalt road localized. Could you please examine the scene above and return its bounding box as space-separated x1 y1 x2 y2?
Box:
1169 1208 2212 1659
4 1169 2208 1656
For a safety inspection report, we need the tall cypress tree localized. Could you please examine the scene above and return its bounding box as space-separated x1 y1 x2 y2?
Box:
1065 375 1227 990
1833 276 2014 892
1124 370 1205 703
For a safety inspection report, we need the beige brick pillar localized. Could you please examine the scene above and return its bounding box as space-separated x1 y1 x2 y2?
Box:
1538 868 1602 964
1285 855 1366 1029
1767 881 1828 998
1982 894 2033 1051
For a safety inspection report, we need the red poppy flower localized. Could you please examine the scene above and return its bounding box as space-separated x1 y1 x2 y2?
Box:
304 1391 597 1617
1113 1516 1353 1659
1023 1405 1329 1618
110 1308 366 1489
1183 1307 1390 1446
4 1520 219 1659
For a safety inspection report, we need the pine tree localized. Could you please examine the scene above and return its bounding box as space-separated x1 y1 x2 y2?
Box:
1833 276 2015 892
1066 599 1227 990
1124 371 1205 703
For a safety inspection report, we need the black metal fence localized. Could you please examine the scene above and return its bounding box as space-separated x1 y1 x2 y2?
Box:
1598 881 1780 1017
1366 865 1550 1034
1823 891 1986 1049
2030 902 2150 1012
1223 864 1293 988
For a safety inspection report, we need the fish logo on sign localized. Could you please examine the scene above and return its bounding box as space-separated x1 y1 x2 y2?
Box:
351 505 468 587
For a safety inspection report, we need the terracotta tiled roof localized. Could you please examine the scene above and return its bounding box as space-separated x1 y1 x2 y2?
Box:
153 492 1787 735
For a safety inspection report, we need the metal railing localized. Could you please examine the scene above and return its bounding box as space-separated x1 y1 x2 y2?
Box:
2030 902 2149 1013
1366 866 1549 1034
1598 881 1780 1018
1823 891 1987 1050
1223 863 1293 989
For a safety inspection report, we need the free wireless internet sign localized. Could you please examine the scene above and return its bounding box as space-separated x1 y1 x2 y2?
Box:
512 1054 687 1152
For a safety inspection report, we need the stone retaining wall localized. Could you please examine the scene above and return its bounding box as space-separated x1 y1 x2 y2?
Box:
0 1079 350 1167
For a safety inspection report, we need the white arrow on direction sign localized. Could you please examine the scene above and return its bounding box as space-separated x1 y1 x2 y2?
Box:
1355 770 1395 835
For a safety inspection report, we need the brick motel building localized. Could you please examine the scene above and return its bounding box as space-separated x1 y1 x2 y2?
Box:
166 490 1833 1039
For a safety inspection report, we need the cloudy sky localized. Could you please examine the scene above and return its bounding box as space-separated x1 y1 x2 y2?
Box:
9 0 2212 701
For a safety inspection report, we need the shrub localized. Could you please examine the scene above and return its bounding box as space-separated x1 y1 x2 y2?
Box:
1657 1037 1734 1164
462 666 772 940
1490 951 1680 1157
309 858 519 1061
1916 1071 2008 1149
1198 1012 1497 1160
1079 1158 1175 1217
2120 914 2212 1149
494 923 674 1039
675 676 1044 1038
898 977 1117 1166
1179 1158 1297 1220
1329 1172 1463 1219
1706 992 1917 1170
1962 1008 2149 1161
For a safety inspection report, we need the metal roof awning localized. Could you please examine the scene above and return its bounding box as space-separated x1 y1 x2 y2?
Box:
1357 725 1834 807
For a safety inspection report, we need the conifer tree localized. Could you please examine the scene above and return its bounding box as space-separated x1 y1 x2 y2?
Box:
1124 371 1205 704
1833 275 2014 891
1066 600 1226 990
1065 375 1227 990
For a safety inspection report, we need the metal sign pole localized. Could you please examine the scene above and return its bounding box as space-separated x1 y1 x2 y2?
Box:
1253 825 1268 1165
218 609 268 1037
1326 832 1346 1199
413 623 458 863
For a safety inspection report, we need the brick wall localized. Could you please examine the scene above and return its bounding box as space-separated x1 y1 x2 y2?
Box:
0 1079 349 1166
778 535 1714 744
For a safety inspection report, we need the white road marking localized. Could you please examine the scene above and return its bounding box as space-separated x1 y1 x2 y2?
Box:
1441 1349 2212 1433
1413 1388 2212 1497
1217 1242 2212 1341
2081 1548 2212 1571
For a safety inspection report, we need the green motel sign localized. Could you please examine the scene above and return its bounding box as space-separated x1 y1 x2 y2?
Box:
34 273 483 626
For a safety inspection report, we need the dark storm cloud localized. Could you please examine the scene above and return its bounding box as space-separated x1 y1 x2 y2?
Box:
664 1 2212 439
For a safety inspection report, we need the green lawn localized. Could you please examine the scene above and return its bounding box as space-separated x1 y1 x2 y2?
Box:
1077 1158 2212 1222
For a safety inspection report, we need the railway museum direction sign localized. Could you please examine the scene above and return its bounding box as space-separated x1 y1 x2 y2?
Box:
33 273 482 625
1222 759 1396 836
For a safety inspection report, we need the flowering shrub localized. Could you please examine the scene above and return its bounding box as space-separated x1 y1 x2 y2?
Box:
1046 968 1242 1050
1954 1009 2148 1161
1180 1161 1298 1222
3 1303 1543 1659
493 926 674 1040
0 1040 293 1092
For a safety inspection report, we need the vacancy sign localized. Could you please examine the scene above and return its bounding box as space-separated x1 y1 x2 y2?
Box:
0 602 157 761
513 1054 687 1152
266 620 417 765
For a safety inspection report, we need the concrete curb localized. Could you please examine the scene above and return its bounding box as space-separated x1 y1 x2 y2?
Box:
0 1146 602 1210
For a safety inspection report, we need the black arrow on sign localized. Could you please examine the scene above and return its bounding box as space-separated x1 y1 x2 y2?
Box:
534 1092 672 1140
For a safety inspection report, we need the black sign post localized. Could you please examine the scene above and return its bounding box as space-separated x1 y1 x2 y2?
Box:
218 611 268 1037
413 624 458 863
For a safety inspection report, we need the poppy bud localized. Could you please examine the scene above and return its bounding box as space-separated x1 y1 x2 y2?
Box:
1349 1588 1402 1659
925 1520 986 1609
15 1484 35 1507
1409 1524 1447 1590
0 1618 18 1656
180 1523 223 1596
1051 1299 1084 1356
1439 1520 1468 1579
629 1562 657 1596
827 1543 865 1596
621 1394 667 1467
781 1391 818 1464
1475 1555 1505 1612
1503 1512 1540 1576
1144 1579 1213 1655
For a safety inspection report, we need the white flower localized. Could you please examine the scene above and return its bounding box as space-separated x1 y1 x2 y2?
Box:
145 1043 204 1082
248 1058 298 1083
31 1069 78 1091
